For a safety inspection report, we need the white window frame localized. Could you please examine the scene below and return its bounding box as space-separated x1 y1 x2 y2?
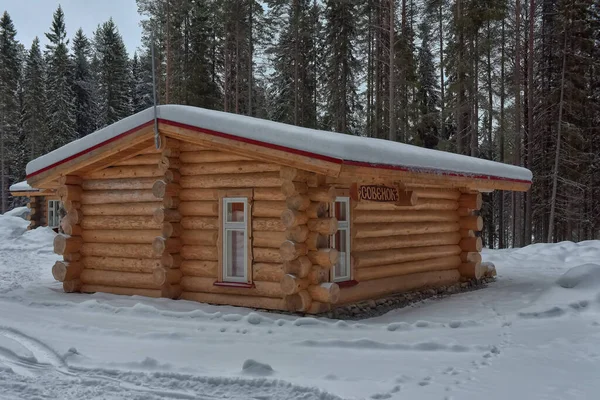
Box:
48 200 61 229
222 197 249 283
331 197 351 282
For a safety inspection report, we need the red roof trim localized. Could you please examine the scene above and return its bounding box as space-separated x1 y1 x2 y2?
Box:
26 120 155 179
26 117 532 185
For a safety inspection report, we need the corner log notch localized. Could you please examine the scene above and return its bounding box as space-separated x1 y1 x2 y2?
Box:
279 167 340 313
457 192 485 280
151 137 183 299
53 175 84 292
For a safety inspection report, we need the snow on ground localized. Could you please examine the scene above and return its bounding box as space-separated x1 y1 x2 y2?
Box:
1 212 599 399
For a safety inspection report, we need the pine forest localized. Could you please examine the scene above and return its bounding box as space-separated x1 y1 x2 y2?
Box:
0 0 599 247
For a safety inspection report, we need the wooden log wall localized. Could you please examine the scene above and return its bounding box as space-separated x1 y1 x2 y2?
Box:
280 167 340 313
176 143 288 310
337 186 477 305
26 196 44 230
52 142 183 299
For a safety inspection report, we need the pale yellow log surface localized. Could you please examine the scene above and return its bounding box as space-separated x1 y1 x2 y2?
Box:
253 263 284 282
179 189 218 201
180 260 218 278
354 199 458 211
80 243 157 258
81 202 161 216
254 247 282 263
179 201 218 217
81 230 160 244
180 292 286 311
353 221 459 239
179 150 252 163
181 277 283 298
82 177 157 191
355 256 462 281
52 261 83 282
181 217 218 230
338 270 461 305
113 154 162 166
87 165 163 180
80 269 159 289
354 244 462 268
253 231 286 249
253 201 286 218
253 218 286 232
180 230 219 245
180 172 281 189
354 232 462 252
181 245 218 261
81 216 161 230
83 256 162 273
180 161 279 176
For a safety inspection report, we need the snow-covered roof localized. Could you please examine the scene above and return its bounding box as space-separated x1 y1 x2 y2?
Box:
9 181 37 192
26 105 532 184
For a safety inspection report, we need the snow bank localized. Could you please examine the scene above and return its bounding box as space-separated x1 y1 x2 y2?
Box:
556 264 600 290
8 181 36 192
26 105 532 182
3 206 29 219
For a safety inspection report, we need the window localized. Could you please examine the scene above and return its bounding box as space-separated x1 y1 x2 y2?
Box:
222 197 249 283
331 197 351 282
48 200 61 229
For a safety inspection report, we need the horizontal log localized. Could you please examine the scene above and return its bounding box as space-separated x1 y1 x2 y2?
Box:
307 186 336 203
180 292 286 311
153 267 183 285
306 202 329 219
81 202 161 216
63 279 82 293
354 221 460 239
54 235 82 255
61 221 82 236
180 260 218 278
460 229 475 238
307 218 338 235
459 237 483 252
81 216 161 230
280 240 308 261
461 252 482 263
113 153 162 166
253 188 287 201
64 252 81 262
181 277 283 298
158 156 181 173
59 176 83 185
353 210 460 224
57 185 82 201
181 245 218 261
338 270 461 304
180 230 218 245
280 167 313 182
180 161 278 176
80 269 159 289
395 190 418 206
163 169 180 183
179 150 252 163
254 231 285 248
81 177 157 191
161 197 177 209
411 188 461 200
285 290 312 312
253 218 286 232
355 256 462 281
52 261 83 282
458 261 484 280
180 172 281 189
80 243 156 258
82 230 160 244
83 256 162 273
286 194 311 211
306 232 328 251
280 274 310 295
281 209 308 228
153 237 182 256
162 253 182 268
153 208 181 223
458 193 482 210
460 215 483 231
179 201 218 217
254 201 286 218
253 263 284 282
80 190 157 205
281 181 308 197
307 267 329 285
285 225 310 242
308 248 339 268
354 198 458 211
152 181 180 198
179 188 218 201
63 200 81 212
87 165 163 180
283 256 312 278
457 207 472 217
65 209 83 225
254 247 282 263
181 217 218 230
354 244 462 268
81 285 161 298
353 232 462 252
308 283 340 304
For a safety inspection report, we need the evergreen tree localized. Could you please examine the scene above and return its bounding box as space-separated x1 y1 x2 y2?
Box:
45 5 76 149
416 20 440 148
130 51 153 113
94 19 132 127
21 37 49 160
0 11 21 212
71 28 96 137
322 0 361 134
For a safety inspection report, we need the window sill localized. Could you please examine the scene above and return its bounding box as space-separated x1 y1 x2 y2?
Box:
336 280 359 288
214 281 255 289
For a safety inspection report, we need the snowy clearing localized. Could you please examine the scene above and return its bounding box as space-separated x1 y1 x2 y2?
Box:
1 212 599 399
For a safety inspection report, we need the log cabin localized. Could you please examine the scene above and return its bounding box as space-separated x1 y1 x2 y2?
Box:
24 105 532 313
10 181 60 230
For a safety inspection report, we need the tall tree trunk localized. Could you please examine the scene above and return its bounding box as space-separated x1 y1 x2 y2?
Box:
513 0 522 247
547 14 569 242
470 34 479 157
293 0 299 125
439 2 444 140
499 18 506 248
525 0 535 244
389 0 396 141
165 0 171 104
248 0 253 116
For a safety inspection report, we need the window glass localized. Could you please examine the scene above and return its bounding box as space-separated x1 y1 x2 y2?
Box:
226 229 245 278
222 197 248 283
331 197 351 282
227 202 245 223
333 230 348 279
334 200 347 222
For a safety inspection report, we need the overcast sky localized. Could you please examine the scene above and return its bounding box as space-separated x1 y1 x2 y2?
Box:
2 0 142 55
